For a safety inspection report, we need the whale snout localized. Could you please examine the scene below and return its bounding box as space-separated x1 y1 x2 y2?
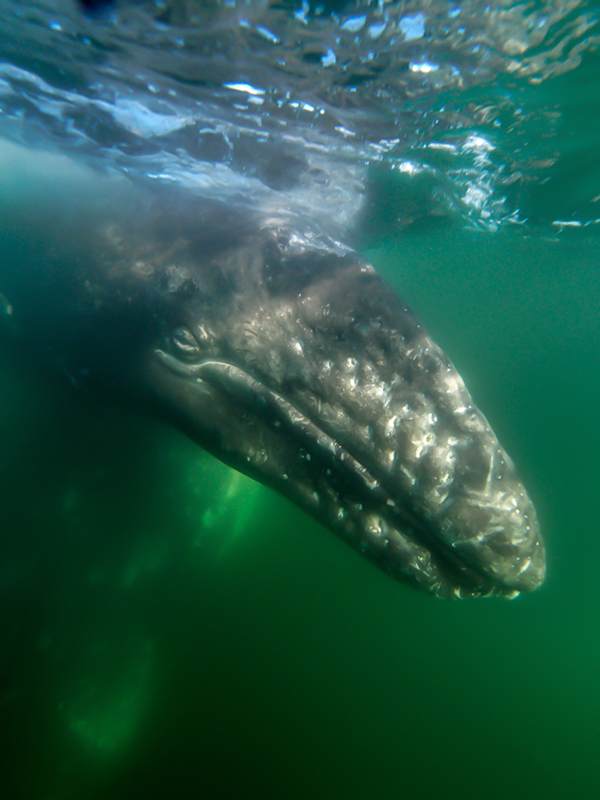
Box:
440 463 545 595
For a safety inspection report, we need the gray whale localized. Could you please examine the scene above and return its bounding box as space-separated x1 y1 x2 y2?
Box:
0 143 545 599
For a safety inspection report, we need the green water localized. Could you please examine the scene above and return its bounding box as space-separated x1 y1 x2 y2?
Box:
2 21 600 799
1 222 599 799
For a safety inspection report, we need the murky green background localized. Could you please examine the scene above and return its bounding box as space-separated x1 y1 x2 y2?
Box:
1 21 600 797
1 219 599 799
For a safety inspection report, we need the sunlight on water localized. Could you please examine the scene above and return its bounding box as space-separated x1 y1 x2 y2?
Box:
194 466 265 561
1 0 598 230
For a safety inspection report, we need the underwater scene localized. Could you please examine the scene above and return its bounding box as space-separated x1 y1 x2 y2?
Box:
1 1 600 798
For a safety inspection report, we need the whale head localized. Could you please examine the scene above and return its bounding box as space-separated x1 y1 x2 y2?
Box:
127 204 544 598
0 162 545 599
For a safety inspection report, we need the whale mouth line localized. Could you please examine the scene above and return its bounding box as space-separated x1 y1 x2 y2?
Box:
156 348 387 491
154 349 517 598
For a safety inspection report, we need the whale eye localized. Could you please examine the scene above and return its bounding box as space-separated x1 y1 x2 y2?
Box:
170 326 201 361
